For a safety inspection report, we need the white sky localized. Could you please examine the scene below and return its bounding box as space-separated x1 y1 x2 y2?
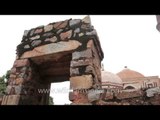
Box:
0 15 160 104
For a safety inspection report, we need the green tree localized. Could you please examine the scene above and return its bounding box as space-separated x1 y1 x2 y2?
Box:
0 70 10 95
0 75 6 95
49 96 54 105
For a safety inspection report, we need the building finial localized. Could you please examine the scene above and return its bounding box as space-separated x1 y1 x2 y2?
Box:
124 66 127 68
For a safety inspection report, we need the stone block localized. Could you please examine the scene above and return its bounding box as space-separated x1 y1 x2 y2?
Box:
30 35 40 40
60 30 72 41
70 59 92 67
44 24 53 32
13 59 30 67
70 68 79 76
34 28 43 34
72 49 92 60
88 89 102 102
15 78 24 85
82 15 91 24
1 95 20 105
31 40 42 47
53 20 68 29
23 30 29 36
30 29 35 36
43 32 53 37
6 85 23 95
24 45 30 49
21 40 82 59
69 19 81 27
9 74 16 79
70 75 93 89
10 68 16 74
44 36 57 43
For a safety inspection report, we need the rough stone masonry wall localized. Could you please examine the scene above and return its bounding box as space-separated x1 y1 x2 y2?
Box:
2 16 104 105
2 59 50 105
97 88 160 105
16 16 103 59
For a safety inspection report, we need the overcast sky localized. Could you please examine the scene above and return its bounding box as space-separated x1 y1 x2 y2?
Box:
0 15 160 104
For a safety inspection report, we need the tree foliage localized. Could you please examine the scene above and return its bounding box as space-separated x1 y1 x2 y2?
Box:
0 70 10 95
49 96 54 105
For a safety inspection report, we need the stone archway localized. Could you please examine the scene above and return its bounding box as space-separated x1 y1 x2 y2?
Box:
1 16 104 105
124 86 136 90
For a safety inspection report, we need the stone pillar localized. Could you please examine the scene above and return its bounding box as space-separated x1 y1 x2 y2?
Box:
2 59 45 105
69 39 102 105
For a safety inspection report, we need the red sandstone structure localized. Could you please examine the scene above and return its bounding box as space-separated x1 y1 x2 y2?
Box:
1 16 104 105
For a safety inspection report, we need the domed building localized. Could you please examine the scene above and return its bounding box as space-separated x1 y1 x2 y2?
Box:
117 66 160 90
101 70 123 92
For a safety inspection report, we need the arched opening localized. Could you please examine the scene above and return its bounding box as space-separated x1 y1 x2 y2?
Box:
124 86 135 90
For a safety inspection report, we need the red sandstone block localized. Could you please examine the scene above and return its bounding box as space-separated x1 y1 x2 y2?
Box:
60 30 72 41
1 95 20 105
53 20 68 29
13 59 30 67
10 68 16 74
70 75 93 90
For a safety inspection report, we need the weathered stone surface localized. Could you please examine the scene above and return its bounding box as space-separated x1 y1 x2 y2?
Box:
6 85 12 94
13 59 30 67
78 33 84 37
24 45 30 49
30 29 35 36
146 87 160 97
44 24 53 32
31 40 41 47
69 19 81 27
17 72 26 78
9 74 16 79
88 89 102 102
15 86 23 94
56 29 63 34
69 92 75 101
82 15 91 24
44 36 57 43
24 30 29 36
60 30 72 41
15 78 24 85
34 28 43 34
21 40 82 59
24 38 29 42
42 32 53 37
74 28 80 33
70 68 79 76
70 75 93 89
30 35 40 40
6 85 23 94
1 95 20 105
116 90 143 100
86 29 97 36
70 59 92 67
69 91 89 104
72 49 92 60
10 68 16 74
20 67 28 72
87 39 94 48
53 20 68 29
87 39 101 67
